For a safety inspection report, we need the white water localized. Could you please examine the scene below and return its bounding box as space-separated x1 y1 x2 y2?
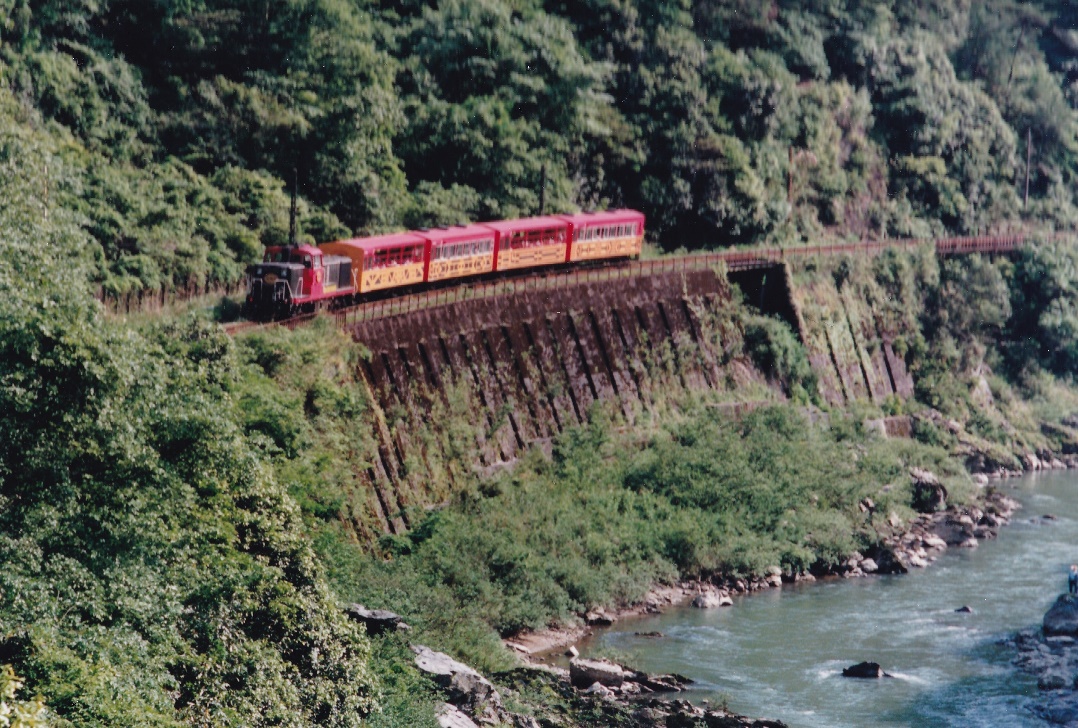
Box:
583 471 1078 726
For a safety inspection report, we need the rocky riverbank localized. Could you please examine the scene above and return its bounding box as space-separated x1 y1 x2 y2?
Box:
1008 594 1078 725
406 641 788 728
505 470 1021 662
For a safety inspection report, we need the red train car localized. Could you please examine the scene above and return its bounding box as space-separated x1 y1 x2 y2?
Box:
244 244 354 317
420 224 497 282
244 209 647 320
559 210 645 262
320 232 427 294
483 216 570 272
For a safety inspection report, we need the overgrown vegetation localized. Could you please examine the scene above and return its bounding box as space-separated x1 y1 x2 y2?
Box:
10 2 1078 725
317 405 965 675
0 124 376 726
4 1 1078 294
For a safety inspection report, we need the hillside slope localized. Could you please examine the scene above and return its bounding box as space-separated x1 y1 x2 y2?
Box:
4 0 1078 295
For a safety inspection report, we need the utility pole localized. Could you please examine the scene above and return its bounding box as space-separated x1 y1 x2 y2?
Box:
289 166 298 246
43 160 49 223
538 163 546 217
787 146 794 210
1024 129 1032 211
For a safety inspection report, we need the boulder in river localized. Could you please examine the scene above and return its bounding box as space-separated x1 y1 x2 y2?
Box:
841 661 891 678
1038 673 1069 691
1044 594 1078 636
691 590 732 608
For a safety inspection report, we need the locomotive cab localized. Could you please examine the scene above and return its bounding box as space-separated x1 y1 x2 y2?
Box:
244 244 355 319
244 245 315 318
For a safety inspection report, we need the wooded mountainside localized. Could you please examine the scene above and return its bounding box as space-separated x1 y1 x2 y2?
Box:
9 3 1078 727
3 0 1078 294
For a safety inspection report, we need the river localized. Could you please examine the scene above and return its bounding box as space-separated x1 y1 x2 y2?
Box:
581 471 1078 727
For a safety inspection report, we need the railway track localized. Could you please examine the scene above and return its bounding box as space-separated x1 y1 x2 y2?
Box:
222 231 1051 336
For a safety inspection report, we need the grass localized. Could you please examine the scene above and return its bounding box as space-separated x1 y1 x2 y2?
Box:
316 401 965 674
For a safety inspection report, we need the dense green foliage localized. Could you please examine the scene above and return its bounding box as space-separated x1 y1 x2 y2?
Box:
319 405 965 674
0 122 376 726
0 665 49 727
10 1 1078 725
3 0 1078 293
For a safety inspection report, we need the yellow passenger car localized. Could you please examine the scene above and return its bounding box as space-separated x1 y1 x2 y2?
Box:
320 232 427 294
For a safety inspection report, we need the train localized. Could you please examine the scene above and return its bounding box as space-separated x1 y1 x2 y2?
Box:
243 209 646 320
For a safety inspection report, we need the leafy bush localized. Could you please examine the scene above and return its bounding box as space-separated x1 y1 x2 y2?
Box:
320 401 958 673
0 152 377 724
743 314 818 402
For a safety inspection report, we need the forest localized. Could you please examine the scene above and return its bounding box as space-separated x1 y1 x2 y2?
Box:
7 1 1078 726
3 0 1078 296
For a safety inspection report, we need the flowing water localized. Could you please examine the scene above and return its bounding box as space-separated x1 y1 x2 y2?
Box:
581 471 1078 727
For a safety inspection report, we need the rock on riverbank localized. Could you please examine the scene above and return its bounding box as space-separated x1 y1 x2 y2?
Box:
1008 595 1078 725
505 475 1021 663
409 643 787 728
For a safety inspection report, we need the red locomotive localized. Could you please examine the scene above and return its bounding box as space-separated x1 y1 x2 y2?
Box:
244 209 646 319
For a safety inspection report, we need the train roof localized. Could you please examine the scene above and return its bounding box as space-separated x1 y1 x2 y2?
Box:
265 243 323 256
418 224 497 244
480 215 569 233
321 231 427 253
556 209 645 226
